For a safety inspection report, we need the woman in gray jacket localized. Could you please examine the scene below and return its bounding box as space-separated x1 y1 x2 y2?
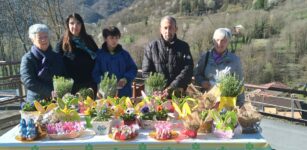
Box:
194 28 244 107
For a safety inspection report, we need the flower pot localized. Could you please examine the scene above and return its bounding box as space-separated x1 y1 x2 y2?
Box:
140 120 155 129
198 120 213 133
218 96 237 111
213 129 234 139
19 111 41 123
181 129 198 138
123 119 136 126
92 120 112 135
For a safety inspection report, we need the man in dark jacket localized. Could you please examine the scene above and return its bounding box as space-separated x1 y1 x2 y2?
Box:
142 16 194 93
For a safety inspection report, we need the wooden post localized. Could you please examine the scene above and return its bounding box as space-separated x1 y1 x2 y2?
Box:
132 82 136 98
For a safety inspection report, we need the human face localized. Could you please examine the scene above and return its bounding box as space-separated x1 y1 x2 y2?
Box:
160 20 177 42
214 37 229 54
105 36 119 51
68 18 81 36
32 32 49 51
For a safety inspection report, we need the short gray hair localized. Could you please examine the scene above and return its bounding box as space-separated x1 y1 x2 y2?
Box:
28 24 49 39
213 28 232 41
160 16 177 27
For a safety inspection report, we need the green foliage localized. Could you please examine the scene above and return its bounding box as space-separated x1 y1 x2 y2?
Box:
77 88 95 100
155 108 168 120
21 102 36 111
122 35 135 44
99 72 117 98
262 62 274 83
53 76 73 99
252 0 266 10
94 107 112 121
219 74 244 97
145 73 166 95
120 112 136 121
209 109 238 131
57 94 78 109
200 110 209 121
55 108 80 121
140 111 156 120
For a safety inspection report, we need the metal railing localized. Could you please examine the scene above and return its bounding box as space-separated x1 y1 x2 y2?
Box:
245 84 307 123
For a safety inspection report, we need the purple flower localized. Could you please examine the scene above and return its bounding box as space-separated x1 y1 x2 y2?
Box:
141 106 149 114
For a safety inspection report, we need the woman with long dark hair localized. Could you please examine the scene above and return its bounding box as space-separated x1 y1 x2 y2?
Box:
55 13 98 97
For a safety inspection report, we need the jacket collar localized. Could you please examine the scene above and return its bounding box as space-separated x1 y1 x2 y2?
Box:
160 34 178 47
101 42 123 54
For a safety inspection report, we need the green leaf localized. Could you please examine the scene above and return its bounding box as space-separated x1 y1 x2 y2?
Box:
57 98 65 109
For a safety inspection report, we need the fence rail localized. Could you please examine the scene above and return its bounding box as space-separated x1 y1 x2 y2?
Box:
245 84 307 124
0 61 25 105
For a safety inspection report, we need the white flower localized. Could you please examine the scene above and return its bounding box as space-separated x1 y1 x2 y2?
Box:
215 66 231 83
126 108 135 114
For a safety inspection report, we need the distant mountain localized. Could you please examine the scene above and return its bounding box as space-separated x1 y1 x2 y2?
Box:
61 0 134 23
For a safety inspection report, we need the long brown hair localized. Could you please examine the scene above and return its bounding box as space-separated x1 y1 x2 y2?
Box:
62 13 92 52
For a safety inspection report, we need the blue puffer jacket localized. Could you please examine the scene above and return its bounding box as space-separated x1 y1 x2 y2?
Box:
20 46 65 102
92 43 137 97
194 48 245 106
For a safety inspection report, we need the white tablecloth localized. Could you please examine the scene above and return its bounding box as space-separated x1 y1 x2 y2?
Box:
0 126 272 150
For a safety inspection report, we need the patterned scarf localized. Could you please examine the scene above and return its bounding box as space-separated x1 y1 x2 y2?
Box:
72 37 96 59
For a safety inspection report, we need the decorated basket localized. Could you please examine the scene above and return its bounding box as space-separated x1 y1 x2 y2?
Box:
48 131 82 140
213 129 234 139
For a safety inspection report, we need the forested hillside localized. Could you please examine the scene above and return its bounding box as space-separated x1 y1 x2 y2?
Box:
0 0 306 87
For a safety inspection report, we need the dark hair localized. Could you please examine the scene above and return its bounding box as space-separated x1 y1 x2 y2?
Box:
62 13 91 52
102 26 121 39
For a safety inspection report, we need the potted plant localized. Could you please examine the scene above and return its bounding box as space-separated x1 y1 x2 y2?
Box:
139 106 156 129
181 112 200 138
53 76 73 99
218 74 244 111
145 73 166 96
210 109 238 139
99 72 117 99
196 93 216 133
155 105 168 121
92 106 112 135
20 100 55 123
198 110 213 133
237 102 262 133
121 108 136 126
